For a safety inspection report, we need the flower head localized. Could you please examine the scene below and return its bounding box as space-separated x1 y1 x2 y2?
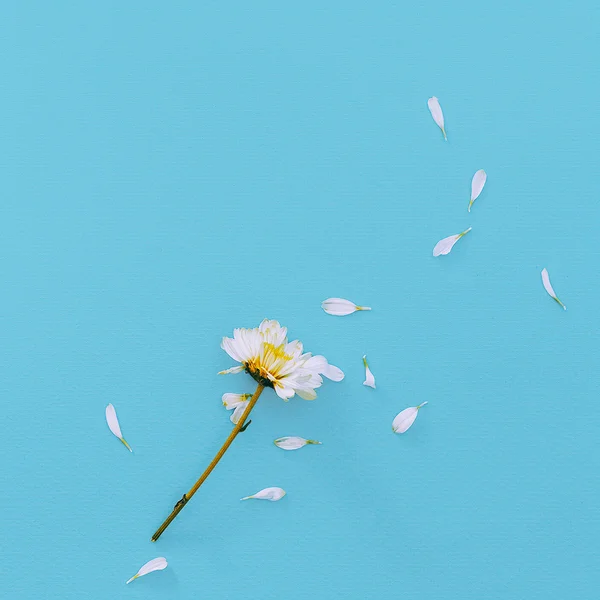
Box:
219 319 344 400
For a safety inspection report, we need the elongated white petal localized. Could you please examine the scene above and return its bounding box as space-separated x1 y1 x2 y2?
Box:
241 487 286 501
541 268 566 310
363 366 376 388
105 404 122 438
392 402 428 434
323 363 344 382
321 298 371 316
468 169 487 212
433 227 472 257
218 365 245 375
105 404 132 452
126 557 168 584
274 436 321 450
427 96 446 140
362 355 376 389
231 402 249 424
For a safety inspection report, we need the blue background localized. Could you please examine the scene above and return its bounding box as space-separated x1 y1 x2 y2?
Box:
2 2 599 599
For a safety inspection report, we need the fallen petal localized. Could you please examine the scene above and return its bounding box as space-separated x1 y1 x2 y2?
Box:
241 487 286 501
321 298 371 316
468 169 487 212
427 96 447 140
392 402 428 434
105 404 132 452
274 436 321 450
433 227 471 257
541 268 566 310
362 355 376 389
126 557 168 584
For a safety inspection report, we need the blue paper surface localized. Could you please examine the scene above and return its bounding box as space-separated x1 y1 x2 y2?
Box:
1 2 599 598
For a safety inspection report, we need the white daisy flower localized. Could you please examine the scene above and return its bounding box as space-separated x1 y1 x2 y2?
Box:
219 319 344 401
152 319 344 542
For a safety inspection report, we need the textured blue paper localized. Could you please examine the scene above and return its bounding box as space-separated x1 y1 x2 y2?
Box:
2 2 599 599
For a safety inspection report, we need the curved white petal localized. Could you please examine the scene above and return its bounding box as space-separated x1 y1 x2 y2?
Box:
105 404 132 452
231 402 249 424
274 436 321 450
427 97 446 140
392 402 428 434
433 234 460 257
304 355 345 382
433 227 471 257
222 393 251 409
303 355 326 373
323 363 344 382
221 337 244 362
321 298 371 316
274 384 295 401
105 404 122 438
126 557 168 584
541 268 566 310
241 487 286 501
468 169 487 212
362 355 376 389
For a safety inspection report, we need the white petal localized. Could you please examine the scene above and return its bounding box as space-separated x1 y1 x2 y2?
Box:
392 402 428 434
321 298 371 316
427 96 446 140
274 436 321 450
303 354 327 372
274 384 296 401
303 355 344 382
105 404 132 452
231 402 249 424
433 227 471 257
468 169 487 212
222 393 251 409
295 388 318 400
323 363 344 382
362 355 376 389
241 487 286 501
218 365 244 375
363 366 376 388
541 268 566 310
221 336 244 363
126 557 168 584
105 404 122 438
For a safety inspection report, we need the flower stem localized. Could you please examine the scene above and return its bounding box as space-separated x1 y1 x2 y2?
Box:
151 383 265 542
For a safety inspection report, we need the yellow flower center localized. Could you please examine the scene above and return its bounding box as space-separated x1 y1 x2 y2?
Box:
244 341 294 388
262 342 292 362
